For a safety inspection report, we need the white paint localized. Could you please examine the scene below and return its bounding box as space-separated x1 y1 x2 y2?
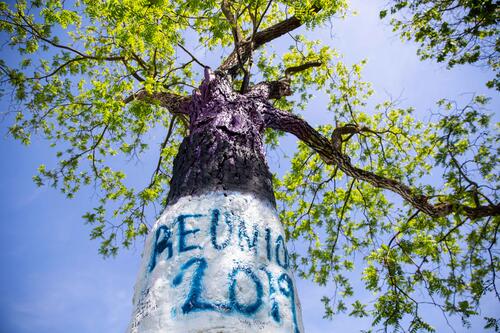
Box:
128 192 304 333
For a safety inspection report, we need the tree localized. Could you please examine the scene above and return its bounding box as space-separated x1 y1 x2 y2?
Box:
0 0 498 332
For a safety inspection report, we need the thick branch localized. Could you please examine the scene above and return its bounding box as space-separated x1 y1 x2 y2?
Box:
331 123 381 150
247 61 322 99
218 6 321 75
285 61 322 77
262 105 500 219
124 90 191 115
247 79 291 99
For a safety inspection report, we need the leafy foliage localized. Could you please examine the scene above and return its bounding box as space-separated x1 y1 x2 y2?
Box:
277 92 499 332
381 0 500 90
0 0 498 331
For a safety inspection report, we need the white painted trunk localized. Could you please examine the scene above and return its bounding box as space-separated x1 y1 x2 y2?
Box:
128 192 304 333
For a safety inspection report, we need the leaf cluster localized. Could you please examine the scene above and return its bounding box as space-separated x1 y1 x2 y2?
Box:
381 0 500 90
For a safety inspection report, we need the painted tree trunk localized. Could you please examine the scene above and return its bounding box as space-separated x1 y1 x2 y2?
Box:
128 69 304 333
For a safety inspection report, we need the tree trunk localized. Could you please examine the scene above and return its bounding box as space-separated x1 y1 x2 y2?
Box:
127 69 304 333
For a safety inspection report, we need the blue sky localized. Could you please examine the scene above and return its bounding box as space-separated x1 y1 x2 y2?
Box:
0 1 498 332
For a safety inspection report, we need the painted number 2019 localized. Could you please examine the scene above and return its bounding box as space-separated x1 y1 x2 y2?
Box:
172 257 300 333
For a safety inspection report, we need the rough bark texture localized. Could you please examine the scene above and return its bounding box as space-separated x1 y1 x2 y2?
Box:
167 69 275 206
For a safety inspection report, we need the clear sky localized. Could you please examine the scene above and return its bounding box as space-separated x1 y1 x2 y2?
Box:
0 1 498 333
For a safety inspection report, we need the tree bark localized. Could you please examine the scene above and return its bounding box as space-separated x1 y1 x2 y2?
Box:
167 70 275 206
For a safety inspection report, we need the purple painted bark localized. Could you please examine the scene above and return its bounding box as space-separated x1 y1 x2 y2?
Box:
167 69 276 206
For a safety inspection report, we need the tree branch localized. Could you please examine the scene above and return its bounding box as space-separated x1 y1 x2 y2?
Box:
26 56 86 80
221 0 243 44
247 79 291 99
285 61 322 77
177 43 207 68
262 105 500 219
12 11 123 62
121 58 145 82
218 5 321 76
124 90 191 115
148 115 177 188
247 61 322 99
221 0 250 92
330 179 355 258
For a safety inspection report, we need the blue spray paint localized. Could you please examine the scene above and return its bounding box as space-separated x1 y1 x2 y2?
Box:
177 214 202 253
149 209 299 327
210 209 233 250
229 266 264 315
260 267 280 323
265 228 272 261
278 273 300 333
148 225 173 273
238 218 259 254
173 257 229 314
275 235 289 269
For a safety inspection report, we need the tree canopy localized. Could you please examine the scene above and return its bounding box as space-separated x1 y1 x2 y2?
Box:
381 0 499 89
0 0 499 332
